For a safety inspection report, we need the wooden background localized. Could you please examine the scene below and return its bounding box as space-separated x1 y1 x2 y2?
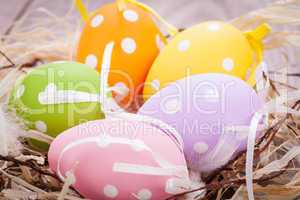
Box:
0 0 275 35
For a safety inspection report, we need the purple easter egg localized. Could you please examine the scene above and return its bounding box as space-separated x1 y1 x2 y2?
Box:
138 73 263 172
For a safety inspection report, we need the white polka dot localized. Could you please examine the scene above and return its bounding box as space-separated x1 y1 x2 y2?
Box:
156 34 165 50
16 84 25 98
177 40 190 52
85 54 98 68
123 10 139 22
35 121 47 133
121 37 136 54
208 23 220 31
193 142 209 154
222 58 234 71
90 14 104 27
137 189 152 199
151 79 160 91
162 98 181 114
103 185 118 198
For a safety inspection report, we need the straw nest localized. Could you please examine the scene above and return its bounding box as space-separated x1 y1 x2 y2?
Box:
0 0 300 199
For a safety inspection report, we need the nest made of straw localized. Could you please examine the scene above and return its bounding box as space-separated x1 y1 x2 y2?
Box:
0 0 300 200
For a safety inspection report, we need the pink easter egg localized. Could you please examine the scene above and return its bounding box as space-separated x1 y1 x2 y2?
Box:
48 116 192 200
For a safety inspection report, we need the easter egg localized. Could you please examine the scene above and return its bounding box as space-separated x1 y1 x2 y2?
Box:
9 61 104 150
48 117 197 200
143 21 270 100
77 2 166 110
139 73 263 172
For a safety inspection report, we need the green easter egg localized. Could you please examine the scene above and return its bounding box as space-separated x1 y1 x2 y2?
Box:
9 61 105 150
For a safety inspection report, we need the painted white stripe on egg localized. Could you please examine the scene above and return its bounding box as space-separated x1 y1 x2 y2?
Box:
56 134 186 181
38 83 100 105
113 163 180 176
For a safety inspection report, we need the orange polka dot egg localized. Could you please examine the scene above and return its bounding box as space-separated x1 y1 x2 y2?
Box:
77 2 166 110
143 21 270 100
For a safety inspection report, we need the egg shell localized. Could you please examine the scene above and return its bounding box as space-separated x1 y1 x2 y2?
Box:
48 118 190 200
139 73 263 172
77 2 166 110
143 21 256 100
9 61 104 150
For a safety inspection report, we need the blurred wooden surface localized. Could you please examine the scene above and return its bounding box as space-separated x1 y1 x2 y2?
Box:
0 0 275 34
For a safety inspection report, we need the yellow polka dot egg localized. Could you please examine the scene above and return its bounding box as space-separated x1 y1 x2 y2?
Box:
143 21 271 99
77 1 166 110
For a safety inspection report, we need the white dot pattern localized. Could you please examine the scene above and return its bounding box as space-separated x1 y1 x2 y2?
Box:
35 121 47 133
222 58 234 71
137 189 152 199
208 23 220 31
123 10 139 22
103 185 118 198
193 142 209 154
91 14 104 27
177 40 190 52
85 54 98 68
16 84 25 98
121 37 136 54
